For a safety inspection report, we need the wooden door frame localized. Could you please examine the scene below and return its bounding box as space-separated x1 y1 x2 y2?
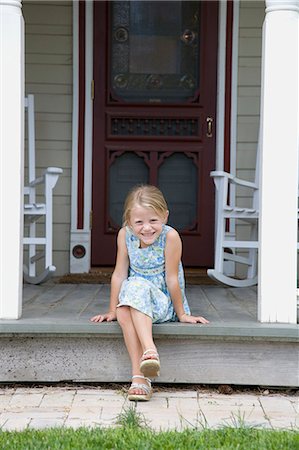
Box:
69 0 240 273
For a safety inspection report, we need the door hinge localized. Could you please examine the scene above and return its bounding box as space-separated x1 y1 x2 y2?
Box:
91 80 95 100
89 210 93 229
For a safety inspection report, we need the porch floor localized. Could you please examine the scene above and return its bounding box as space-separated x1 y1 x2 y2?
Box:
0 283 298 386
0 282 297 337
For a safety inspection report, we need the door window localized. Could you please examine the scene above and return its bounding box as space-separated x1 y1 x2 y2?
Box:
110 1 200 103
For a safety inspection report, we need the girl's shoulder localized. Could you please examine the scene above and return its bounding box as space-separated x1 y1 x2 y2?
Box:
117 226 127 245
119 226 127 235
163 225 181 247
164 224 180 239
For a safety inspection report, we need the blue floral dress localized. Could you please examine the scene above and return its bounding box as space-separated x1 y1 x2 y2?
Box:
117 224 191 323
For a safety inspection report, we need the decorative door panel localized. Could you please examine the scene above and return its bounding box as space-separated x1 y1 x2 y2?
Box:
92 1 218 266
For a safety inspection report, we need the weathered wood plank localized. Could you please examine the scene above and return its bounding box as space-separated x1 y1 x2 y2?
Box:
201 287 256 322
185 286 220 321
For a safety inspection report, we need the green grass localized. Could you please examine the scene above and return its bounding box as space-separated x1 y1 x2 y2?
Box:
116 403 149 428
0 426 298 450
0 405 298 450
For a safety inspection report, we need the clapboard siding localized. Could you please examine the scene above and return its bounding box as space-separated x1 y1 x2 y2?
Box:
35 95 73 113
25 35 72 54
23 0 72 276
26 54 72 65
235 1 263 277
25 24 72 36
26 83 72 95
23 3 72 25
26 65 72 84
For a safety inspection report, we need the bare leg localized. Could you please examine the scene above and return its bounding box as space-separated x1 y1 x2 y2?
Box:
116 306 150 395
129 307 157 353
129 307 160 378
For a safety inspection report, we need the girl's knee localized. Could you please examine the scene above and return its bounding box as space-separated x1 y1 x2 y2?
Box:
116 306 131 326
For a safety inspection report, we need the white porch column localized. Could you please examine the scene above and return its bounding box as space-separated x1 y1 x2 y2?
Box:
0 0 24 319
258 0 299 323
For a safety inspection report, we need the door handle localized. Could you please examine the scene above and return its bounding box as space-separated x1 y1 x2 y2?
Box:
206 117 213 137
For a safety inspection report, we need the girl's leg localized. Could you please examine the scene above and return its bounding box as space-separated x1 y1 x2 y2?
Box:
116 306 150 395
129 307 157 353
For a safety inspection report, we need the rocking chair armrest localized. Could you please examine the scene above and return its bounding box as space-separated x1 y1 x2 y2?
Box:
28 167 63 187
210 170 234 180
230 177 258 190
42 167 63 176
210 170 258 190
28 176 45 187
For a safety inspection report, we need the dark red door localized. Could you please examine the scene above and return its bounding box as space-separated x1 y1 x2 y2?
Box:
92 1 218 266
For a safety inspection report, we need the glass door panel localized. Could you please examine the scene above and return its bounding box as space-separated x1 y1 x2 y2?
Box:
158 153 198 231
110 1 200 103
108 152 149 228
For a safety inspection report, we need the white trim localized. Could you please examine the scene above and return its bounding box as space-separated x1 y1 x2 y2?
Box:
258 1 299 323
230 1 239 180
70 0 93 273
266 1 299 13
216 0 227 172
82 0 93 255
228 0 240 239
215 1 239 276
71 0 79 232
215 0 239 175
0 0 24 318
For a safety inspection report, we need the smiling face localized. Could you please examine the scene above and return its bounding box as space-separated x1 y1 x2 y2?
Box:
129 205 168 248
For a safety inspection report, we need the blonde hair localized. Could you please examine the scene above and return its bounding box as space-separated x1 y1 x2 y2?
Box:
123 185 168 226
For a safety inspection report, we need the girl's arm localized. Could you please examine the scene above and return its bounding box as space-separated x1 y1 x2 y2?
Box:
90 227 129 323
165 229 209 324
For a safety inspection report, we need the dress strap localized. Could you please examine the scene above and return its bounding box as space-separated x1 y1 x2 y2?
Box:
160 224 172 246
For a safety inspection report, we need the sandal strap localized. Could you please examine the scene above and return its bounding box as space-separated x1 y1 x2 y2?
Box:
143 348 159 357
129 382 151 395
141 349 160 361
132 375 151 384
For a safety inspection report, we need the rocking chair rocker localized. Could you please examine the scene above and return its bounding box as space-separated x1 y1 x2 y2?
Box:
23 94 63 284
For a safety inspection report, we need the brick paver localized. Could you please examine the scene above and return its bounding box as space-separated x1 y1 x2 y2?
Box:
0 386 297 431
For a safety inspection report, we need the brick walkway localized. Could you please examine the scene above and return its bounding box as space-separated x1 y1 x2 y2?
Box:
0 386 298 431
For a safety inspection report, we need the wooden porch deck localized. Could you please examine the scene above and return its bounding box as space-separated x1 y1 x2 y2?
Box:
0 282 298 387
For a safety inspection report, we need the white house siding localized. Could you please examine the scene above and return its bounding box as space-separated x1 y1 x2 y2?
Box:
23 1 73 276
236 1 263 276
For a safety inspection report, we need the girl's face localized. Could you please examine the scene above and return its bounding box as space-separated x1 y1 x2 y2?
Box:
129 205 168 248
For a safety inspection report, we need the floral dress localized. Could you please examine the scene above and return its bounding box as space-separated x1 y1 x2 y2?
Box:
117 224 191 323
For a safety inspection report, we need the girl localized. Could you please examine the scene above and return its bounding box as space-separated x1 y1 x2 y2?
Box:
91 185 209 401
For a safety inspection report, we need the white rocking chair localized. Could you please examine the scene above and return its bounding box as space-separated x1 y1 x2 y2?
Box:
23 94 63 284
207 142 260 287
208 138 299 287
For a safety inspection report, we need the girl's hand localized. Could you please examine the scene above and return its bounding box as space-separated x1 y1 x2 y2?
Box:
90 311 117 323
179 313 209 324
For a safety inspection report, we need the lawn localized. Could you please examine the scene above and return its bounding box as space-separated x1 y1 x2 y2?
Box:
1 404 298 449
0 426 298 450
